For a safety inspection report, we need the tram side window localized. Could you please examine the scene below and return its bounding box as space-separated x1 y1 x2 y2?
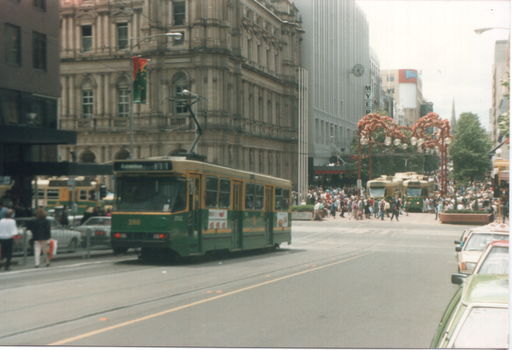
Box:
79 189 88 201
47 189 60 200
245 183 254 209
205 176 218 208
219 178 231 209
275 187 282 211
255 184 263 210
37 190 45 199
282 188 290 211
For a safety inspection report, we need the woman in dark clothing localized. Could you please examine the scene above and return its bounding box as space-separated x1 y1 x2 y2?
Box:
28 207 52 268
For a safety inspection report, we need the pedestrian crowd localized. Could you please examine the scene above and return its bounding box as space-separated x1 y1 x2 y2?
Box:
293 175 509 224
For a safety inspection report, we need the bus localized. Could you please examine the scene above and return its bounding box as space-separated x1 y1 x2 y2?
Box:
402 176 434 212
33 177 106 215
110 157 292 259
366 176 403 202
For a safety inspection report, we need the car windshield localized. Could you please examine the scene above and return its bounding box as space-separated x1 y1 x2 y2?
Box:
452 307 509 348
464 233 509 251
83 217 111 226
369 187 385 197
406 188 422 197
114 176 187 213
477 247 509 274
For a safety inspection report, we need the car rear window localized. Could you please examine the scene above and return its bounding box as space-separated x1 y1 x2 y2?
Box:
452 307 508 348
478 247 509 274
464 233 509 251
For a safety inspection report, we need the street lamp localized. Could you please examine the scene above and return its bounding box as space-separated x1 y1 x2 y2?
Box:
128 32 182 159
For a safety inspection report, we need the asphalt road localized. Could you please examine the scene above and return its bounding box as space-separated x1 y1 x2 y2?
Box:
0 213 471 348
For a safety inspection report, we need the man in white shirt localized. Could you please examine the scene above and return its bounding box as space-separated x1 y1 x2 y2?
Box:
0 210 18 271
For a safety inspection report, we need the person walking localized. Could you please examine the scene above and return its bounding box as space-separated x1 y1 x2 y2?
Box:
404 200 410 216
28 208 52 268
378 199 385 220
60 205 69 226
0 210 18 271
390 200 400 221
384 199 390 218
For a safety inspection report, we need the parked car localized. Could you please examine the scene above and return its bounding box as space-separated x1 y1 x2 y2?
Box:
430 274 509 348
454 226 509 274
14 217 81 254
452 240 509 285
73 216 111 248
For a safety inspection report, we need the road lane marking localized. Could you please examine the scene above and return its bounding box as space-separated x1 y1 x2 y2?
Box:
50 251 373 345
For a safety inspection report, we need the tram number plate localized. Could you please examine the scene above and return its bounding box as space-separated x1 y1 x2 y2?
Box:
128 219 141 226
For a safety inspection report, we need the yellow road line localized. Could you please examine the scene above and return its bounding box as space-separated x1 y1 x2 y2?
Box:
50 251 373 345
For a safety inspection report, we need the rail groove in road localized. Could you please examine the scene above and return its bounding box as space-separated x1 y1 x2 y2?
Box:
49 251 374 345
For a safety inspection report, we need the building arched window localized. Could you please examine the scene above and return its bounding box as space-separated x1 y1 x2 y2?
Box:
114 149 130 160
80 150 96 163
82 78 94 118
173 73 188 115
117 76 130 118
248 93 254 120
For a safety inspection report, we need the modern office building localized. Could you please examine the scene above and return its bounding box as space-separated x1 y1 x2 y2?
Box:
58 0 304 189
293 0 370 183
0 0 77 209
381 69 425 126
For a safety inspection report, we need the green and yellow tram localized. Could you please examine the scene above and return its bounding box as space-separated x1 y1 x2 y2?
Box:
402 176 434 212
366 175 403 202
111 157 292 259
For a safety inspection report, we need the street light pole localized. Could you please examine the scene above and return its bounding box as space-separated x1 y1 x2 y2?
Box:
128 32 182 159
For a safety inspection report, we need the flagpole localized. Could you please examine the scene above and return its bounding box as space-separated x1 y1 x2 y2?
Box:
128 32 182 160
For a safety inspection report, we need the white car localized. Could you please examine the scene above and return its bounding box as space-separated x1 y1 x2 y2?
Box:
15 217 81 254
74 216 111 248
455 224 509 274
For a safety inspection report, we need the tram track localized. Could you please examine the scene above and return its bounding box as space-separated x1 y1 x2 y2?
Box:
1 228 379 344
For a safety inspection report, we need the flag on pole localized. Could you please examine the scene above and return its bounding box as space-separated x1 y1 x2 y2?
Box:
132 56 148 104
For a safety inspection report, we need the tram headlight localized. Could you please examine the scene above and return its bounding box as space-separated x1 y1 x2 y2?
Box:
153 233 168 239
114 233 127 239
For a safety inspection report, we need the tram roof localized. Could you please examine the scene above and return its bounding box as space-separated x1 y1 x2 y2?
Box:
113 157 292 187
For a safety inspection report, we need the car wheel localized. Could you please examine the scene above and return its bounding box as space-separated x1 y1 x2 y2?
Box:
113 247 128 255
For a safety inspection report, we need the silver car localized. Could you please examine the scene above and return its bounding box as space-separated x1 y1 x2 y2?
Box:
74 216 111 248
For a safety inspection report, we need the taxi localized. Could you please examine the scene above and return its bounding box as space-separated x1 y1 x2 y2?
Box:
454 224 508 274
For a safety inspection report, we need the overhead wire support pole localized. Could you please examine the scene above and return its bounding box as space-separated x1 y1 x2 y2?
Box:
186 98 204 154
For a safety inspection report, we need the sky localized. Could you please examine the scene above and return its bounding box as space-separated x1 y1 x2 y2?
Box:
356 0 511 130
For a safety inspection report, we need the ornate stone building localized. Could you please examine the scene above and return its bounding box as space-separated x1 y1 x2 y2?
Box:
58 0 303 190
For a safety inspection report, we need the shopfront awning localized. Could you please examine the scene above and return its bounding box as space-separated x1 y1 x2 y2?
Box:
500 171 509 181
314 165 353 175
3 162 113 176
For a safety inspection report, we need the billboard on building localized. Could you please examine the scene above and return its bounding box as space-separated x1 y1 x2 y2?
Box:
399 69 418 83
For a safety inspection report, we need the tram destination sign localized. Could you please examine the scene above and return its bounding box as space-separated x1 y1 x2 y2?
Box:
114 161 173 172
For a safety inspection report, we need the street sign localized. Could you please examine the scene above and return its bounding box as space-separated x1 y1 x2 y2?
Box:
67 178 76 191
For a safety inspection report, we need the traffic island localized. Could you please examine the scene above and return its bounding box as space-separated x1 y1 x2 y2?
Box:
439 212 492 225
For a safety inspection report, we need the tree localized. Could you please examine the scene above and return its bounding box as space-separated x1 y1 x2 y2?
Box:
498 71 510 140
450 112 492 182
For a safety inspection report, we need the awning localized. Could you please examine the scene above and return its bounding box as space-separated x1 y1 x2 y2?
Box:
314 165 354 175
0 125 76 145
500 171 509 181
3 162 113 176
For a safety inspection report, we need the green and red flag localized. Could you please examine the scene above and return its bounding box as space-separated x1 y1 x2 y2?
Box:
132 56 148 103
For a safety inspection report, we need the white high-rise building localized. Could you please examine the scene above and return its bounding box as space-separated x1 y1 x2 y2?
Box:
294 0 370 178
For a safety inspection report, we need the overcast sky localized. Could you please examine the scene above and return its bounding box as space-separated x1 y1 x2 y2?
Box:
356 0 510 130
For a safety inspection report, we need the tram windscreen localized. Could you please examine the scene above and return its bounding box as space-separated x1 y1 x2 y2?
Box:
406 188 422 197
368 187 385 197
114 176 187 212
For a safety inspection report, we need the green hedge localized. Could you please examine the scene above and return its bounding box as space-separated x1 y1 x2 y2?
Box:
292 205 315 212
444 210 489 214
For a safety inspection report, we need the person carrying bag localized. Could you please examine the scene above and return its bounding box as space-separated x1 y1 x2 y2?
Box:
28 208 52 268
